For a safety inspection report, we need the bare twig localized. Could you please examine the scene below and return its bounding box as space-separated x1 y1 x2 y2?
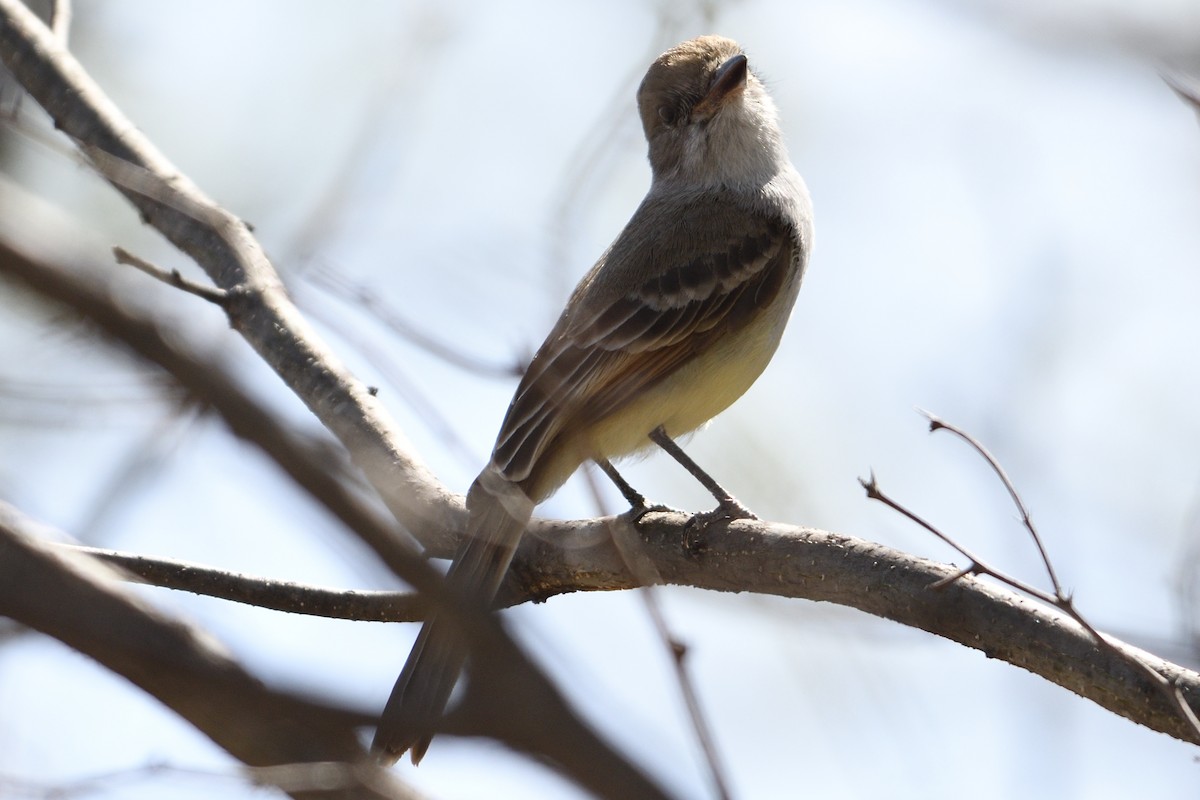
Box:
864 413 1200 743
113 246 229 305
858 471 1058 605
302 264 524 379
919 409 1063 595
1163 71 1200 120
64 544 429 622
625 549 733 800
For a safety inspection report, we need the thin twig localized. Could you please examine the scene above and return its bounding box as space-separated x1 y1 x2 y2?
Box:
299 294 482 472
859 471 1059 606
865 413 1200 742
585 465 735 800
63 544 428 622
304 264 523 379
113 246 229 305
1162 71 1200 117
918 408 1064 595
48 0 70 45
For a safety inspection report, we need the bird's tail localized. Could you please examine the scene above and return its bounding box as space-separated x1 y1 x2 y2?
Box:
372 468 534 765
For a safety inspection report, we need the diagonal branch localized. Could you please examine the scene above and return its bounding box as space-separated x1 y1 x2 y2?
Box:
0 238 673 800
0 0 455 549
920 409 1064 594
0 14 676 790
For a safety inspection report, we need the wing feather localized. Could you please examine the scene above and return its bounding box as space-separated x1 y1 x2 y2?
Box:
492 196 799 488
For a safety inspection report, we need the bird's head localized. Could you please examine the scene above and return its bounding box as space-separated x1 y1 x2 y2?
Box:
637 36 786 190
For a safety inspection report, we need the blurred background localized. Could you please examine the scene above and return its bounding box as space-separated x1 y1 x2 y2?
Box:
2 0 1199 797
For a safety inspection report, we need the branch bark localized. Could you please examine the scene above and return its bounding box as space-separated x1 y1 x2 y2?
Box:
61 511 1200 749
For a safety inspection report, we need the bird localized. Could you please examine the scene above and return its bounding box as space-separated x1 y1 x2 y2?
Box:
373 34 813 765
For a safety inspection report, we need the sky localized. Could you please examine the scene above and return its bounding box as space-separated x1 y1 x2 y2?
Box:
2 0 1200 798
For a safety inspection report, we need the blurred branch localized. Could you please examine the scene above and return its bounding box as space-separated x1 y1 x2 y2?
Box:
0 501 406 800
302 262 523 379
584 468 732 800
0 220 672 800
1163 71 1200 121
0 235 436 590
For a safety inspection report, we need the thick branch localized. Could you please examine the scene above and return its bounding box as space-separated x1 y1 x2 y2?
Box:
511 513 1200 746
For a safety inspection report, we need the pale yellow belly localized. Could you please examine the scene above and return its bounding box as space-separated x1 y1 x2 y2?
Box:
529 271 799 500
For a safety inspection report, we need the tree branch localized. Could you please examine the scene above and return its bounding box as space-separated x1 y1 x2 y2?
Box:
0 238 673 800
2 1 1196 786
67 544 429 623
64 507 1200 749
0 0 455 549
534 511 1200 747
0 502 408 800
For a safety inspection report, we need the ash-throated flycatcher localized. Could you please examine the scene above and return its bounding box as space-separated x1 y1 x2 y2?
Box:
373 35 813 764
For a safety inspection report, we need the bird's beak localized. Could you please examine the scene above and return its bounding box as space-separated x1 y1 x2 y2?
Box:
693 54 748 118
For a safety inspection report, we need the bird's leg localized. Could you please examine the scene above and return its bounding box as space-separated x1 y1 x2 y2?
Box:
595 458 645 507
594 458 679 521
649 426 757 522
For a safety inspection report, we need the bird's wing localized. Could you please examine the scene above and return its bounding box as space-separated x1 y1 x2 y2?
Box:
492 200 798 487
